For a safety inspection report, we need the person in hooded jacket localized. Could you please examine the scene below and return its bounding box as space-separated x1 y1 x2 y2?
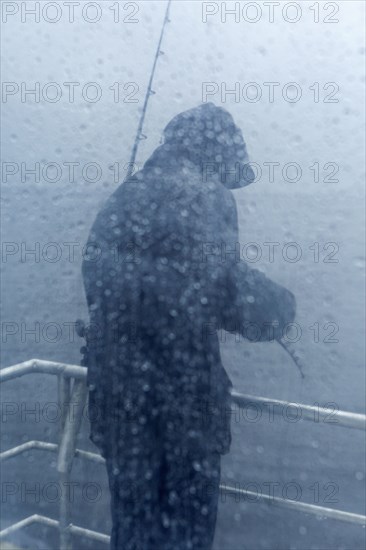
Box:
81 102 296 550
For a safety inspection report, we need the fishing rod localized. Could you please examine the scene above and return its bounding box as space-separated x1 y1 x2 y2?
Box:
126 0 172 179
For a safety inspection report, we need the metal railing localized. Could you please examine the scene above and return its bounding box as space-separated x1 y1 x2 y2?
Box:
0 358 365 549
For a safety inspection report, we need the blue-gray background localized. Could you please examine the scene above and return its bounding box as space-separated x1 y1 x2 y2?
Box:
1 1 365 549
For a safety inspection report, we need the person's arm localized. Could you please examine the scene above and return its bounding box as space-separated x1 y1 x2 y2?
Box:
222 259 296 343
217 190 296 343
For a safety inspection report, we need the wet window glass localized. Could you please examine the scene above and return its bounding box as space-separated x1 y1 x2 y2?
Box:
1 2 365 549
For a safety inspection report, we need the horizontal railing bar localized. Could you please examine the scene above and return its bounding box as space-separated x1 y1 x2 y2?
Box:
1 488 364 543
2 359 365 431
69 524 110 544
0 514 59 539
0 515 110 543
3 442 364 527
0 359 86 382
74 447 105 464
5 444 363 527
231 392 366 431
0 441 58 461
221 484 366 526
2 441 365 527
0 440 105 464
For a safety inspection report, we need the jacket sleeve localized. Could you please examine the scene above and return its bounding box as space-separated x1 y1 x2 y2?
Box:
222 260 296 342
217 191 296 342
225 261 296 342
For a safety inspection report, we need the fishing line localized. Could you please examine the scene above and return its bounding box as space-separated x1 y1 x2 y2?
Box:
278 338 306 379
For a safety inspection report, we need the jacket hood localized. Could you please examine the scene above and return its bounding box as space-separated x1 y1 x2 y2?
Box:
162 102 255 189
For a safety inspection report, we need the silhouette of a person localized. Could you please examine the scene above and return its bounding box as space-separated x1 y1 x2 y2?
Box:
82 103 296 550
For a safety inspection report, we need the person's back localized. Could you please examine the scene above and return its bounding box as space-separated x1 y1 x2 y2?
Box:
83 139 238 448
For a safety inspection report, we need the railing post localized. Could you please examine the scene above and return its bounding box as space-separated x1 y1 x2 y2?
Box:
57 377 88 550
57 374 72 550
58 374 71 442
